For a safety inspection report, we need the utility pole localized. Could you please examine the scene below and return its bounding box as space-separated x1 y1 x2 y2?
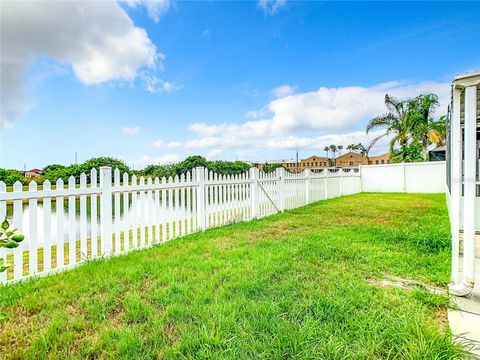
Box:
75 152 78 164
296 149 299 173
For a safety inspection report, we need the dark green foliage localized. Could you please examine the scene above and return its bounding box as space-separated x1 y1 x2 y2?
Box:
174 155 209 174
262 162 283 173
43 157 131 183
42 164 65 174
139 156 251 179
390 144 424 163
366 93 447 162
207 160 250 175
0 168 24 186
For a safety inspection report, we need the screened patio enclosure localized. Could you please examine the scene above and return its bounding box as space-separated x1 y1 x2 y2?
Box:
448 71 480 296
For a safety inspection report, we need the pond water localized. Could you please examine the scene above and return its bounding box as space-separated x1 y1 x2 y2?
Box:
6 199 193 245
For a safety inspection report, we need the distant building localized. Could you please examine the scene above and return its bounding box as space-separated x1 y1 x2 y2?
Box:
249 152 391 173
24 168 43 179
367 153 390 165
283 155 329 173
335 151 368 166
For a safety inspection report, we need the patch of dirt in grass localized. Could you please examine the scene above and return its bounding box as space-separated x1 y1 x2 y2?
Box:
435 306 449 333
0 306 32 351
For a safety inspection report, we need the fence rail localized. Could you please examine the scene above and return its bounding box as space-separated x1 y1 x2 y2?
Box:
0 166 361 284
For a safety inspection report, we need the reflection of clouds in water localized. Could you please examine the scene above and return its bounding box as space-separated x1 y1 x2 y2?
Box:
17 204 193 244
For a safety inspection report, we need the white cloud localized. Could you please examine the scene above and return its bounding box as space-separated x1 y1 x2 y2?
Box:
206 149 222 160
187 80 449 141
152 139 183 148
121 126 140 135
267 81 450 134
271 84 296 98
154 154 179 164
188 120 272 139
201 29 211 38
0 0 164 129
141 72 181 93
183 80 449 155
183 129 390 155
257 0 287 15
123 0 172 22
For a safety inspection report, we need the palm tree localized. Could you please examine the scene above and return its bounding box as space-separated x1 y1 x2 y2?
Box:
408 94 444 160
329 144 337 166
346 144 357 153
337 145 343 157
324 146 329 160
366 94 413 161
357 143 371 164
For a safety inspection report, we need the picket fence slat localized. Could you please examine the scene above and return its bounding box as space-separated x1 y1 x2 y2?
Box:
1 166 361 284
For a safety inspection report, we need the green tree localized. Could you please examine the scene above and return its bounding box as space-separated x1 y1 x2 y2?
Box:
174 156 209 175
366 94 414 161
207 161 250 175
408 94 445 160
329 145 337 166
262 163 283 173
0 169 24 186
324 146 329 159
43 164 65 174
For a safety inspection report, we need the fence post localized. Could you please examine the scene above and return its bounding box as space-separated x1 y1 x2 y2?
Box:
195 166 206 230
401 162 406 192
250 167 260 218
339 168 344 196
276 167 285 212
359 164 363 192
305 168 311 204
325 168 329 199
100 166 113 256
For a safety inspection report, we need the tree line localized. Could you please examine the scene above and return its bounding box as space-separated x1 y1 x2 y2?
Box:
0 156 251 186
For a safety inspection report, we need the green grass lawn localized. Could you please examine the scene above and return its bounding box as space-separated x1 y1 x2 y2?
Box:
0 193 469 359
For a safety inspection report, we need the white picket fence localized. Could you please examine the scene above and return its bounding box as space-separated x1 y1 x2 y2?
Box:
0 166 361 284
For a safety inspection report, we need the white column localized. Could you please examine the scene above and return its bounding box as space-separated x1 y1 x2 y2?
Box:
249 167 260 218
100 167 113 256
451 88 462 284
463 85 477 285
195 167 206 230
276 167 285 212
305 168 311 204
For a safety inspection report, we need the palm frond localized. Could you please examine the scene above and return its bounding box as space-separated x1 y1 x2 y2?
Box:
366 114 395 133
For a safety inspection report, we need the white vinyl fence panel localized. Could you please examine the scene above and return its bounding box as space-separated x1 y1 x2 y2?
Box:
0 166 361 284
360 161 446 193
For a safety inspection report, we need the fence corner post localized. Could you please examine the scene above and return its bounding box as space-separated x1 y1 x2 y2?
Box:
249 167 260 219
100 166 112 257
195 166 206 230
305 168 311 204
276 167 285 212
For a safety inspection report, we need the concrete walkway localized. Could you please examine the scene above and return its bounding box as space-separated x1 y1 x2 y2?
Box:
448 257 480 357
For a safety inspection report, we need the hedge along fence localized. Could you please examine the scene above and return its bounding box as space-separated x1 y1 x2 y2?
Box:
0 166 361 284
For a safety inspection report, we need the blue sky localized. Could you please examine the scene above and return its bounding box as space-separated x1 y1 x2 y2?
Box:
1 0 479 170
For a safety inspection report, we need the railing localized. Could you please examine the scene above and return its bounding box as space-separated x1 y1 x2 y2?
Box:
0 166 361 284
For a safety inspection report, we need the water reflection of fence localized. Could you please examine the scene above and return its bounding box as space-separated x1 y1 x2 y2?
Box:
0 166 361 284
